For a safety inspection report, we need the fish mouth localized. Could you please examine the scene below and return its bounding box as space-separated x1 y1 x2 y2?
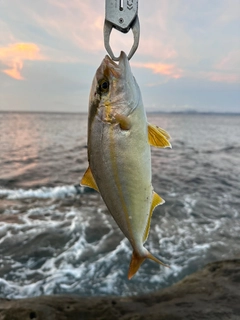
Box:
118 51 130 72
118 51 135 85
97 51 131 80
98 55 120 79
103 51 129 69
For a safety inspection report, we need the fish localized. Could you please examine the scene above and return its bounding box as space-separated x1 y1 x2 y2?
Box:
81 51 171 279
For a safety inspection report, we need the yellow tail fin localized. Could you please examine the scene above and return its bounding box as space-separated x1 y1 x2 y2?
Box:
128 250 169 280
128 251 146 280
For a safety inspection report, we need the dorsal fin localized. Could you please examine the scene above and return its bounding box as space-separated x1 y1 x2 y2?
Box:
80 166 99 192
148 123 172 148
143 191 165 243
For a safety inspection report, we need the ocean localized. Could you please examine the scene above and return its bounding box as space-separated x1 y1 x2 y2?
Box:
0 112 239 299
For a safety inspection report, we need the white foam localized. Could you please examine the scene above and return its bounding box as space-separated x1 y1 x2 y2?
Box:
0 186 239 299
0 185 84 200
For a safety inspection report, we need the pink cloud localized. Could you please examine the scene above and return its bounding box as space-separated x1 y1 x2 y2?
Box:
133 61 183 79
28 1 104 53
204 50 240 84
0 43 45 80
138 39 179 63
206 72 240 84
215 50 240 71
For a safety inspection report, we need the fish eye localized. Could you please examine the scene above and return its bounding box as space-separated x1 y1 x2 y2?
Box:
99 80 109 92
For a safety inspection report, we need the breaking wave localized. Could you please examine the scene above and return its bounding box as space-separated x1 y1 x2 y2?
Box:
0 185 86 200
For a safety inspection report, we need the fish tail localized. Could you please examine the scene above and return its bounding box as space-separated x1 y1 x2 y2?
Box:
128 250 146 280
128 249 169 280
147 251 170 268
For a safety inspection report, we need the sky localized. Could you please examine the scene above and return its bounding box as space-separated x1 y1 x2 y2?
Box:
0 0 239 113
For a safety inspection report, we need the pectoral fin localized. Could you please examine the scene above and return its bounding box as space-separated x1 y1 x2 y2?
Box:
155 126 171 140
148 123 172 148
143 192 165 243
115 113 131 130
80 166 99 192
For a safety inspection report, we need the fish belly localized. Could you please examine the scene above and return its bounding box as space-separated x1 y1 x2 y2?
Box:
89 107 152 248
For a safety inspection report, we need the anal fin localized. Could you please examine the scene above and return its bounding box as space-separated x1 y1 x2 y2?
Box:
143 191 165 243
148 123 172 148
80 166 99 192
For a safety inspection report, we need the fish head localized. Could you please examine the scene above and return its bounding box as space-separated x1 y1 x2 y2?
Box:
89 51 140 124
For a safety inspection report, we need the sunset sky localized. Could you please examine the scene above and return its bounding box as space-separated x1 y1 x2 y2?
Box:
0 0 239 113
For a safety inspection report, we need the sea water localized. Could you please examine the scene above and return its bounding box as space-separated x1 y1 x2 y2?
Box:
0 112 239 298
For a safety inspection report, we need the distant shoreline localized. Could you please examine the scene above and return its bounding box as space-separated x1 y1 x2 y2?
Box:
0 110 239 116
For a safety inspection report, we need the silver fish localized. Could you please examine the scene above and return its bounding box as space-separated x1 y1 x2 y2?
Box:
81 51 171 279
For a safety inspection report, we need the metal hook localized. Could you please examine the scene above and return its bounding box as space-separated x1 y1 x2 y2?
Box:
104 16 140 61
104 0 140 61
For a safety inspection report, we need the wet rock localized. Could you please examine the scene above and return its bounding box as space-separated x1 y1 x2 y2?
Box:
0 259 239 320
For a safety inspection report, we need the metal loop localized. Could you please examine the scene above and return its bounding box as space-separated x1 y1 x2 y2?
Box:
104 16 140 61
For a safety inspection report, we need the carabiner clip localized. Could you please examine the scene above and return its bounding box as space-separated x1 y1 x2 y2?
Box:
104 0 140 61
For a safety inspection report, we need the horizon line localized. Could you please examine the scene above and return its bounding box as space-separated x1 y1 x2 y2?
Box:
0 110 239 116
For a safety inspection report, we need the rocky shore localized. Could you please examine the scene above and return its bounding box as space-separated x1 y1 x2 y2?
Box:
0 259 239 320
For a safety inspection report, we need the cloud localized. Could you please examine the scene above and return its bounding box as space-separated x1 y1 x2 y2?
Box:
204 50 240 84
0 43 45 80
0 0 239 112
215 50 240 72
206 72 240 84
217 0 240 23
133 61 183 79
23 0 104 54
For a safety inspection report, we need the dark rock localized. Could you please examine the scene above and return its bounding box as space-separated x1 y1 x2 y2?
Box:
0 259 239 320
